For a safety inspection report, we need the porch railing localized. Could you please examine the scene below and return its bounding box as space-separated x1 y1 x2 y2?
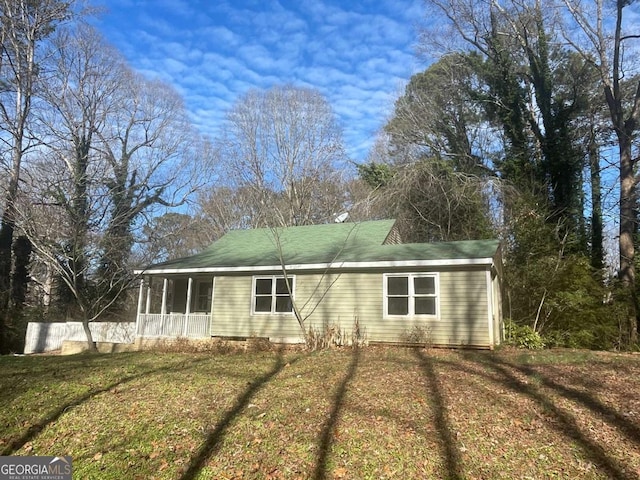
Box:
136 313 210 338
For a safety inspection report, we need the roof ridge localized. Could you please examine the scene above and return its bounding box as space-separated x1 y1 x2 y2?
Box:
225 218 395 233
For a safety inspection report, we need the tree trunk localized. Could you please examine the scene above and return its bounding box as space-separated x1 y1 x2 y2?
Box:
11 236 32 309
588 129 604 271
603 0 640 348
0 160 20 353
619 137 637 346
81 318 98 352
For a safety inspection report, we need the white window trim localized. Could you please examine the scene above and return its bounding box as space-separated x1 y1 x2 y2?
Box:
251 275 296 315
383 273 440 319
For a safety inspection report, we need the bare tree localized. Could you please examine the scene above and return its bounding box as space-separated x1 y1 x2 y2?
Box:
21 24 210 350
561 0 640 345
196 185 262 240
269 223 361 348
218 84 349 227
93 68 208 313
375 159 496 242
24 24 127 348
137 212 211 263
0 0 77 352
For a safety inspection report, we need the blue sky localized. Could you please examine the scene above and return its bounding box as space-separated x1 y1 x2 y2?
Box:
90 0 425 162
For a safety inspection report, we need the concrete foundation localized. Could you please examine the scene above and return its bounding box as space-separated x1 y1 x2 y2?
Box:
60 336 299 355
61 340 138 355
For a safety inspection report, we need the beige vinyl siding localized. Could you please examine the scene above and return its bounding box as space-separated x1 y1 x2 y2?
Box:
434 269 490 346
491 269 503 346
210 267 492 347
298 269 489 346
297 272 383 336
212 275 303 339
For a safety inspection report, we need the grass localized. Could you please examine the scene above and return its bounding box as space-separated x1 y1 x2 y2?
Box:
1 346 640 479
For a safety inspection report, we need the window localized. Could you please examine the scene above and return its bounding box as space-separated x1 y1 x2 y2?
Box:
252 276 294 314
195 280 213 312
384 274 438 317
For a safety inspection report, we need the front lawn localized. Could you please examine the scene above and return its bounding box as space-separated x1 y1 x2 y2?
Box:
1 347 639 479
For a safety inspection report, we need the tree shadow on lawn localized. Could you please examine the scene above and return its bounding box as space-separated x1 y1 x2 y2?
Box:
0 355 209 457
508 359 640 447
0 353 141 405
178 347 361 480
458 351 635 480
178 349 305 480
414 349 464 480
311 346 361 480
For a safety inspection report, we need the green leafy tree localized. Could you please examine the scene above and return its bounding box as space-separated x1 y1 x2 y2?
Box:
385 53 496 174
356 162 394 190
413 0 620 347
504 193 619 349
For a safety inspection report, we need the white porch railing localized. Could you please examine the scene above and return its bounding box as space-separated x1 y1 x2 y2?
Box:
136 313 210 338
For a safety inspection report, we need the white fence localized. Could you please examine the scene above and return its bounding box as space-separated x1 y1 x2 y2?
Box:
24 315 210 354
136 313 210 338
24 321 136 354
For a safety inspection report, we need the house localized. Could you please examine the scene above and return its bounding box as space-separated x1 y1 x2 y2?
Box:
134 219 503 348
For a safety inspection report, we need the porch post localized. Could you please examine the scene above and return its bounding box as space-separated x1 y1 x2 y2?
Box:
184 277 193 337
145 277 152 314
209 277 215 336
161 278 168 315
136 277 145 314
136 277 145 335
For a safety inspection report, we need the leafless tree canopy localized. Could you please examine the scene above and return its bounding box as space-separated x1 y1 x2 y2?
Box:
215 84 350 227
13 23 212 347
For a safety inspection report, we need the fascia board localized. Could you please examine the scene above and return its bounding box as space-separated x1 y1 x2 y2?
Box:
134 257 495 276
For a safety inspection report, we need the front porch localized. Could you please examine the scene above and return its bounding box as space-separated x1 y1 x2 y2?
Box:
136 313 210 338
136 275 214 339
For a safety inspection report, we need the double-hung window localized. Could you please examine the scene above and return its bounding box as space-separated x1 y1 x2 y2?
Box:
252 276 294 314
384 273 438 317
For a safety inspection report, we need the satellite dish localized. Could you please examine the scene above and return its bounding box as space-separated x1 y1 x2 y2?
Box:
334 212 349 223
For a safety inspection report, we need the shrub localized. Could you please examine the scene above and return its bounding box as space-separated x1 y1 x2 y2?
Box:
306 316 367 350
245 336 274 352
505 319 545 350
401 324 432 347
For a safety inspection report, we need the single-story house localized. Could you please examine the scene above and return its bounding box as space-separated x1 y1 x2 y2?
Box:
134 219 503 348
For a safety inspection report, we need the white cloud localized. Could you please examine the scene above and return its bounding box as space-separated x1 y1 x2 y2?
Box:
200 26 240 48
92 0 424 161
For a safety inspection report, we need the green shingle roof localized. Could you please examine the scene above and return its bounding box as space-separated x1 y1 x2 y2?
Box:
143 220 499 272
